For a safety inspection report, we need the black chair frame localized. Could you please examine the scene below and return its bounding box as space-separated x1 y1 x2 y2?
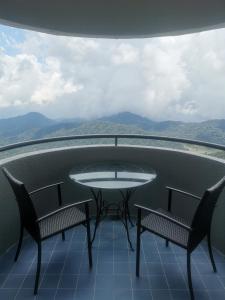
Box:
135 177 225 300
2 167 93 295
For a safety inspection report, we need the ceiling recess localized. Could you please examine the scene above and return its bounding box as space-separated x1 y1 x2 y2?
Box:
0 1 225 37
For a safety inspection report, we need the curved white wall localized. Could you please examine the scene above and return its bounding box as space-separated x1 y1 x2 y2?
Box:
0 145 225 254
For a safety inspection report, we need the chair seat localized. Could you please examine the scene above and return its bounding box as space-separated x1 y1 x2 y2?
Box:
39 206 86 239
141 208 191 247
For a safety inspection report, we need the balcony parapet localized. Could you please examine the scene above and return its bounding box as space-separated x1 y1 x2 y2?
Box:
0 135 225 256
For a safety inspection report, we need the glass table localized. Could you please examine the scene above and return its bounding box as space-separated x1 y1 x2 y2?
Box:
69 161 156 250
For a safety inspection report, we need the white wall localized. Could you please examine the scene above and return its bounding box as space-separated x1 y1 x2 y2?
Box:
0 145 225 254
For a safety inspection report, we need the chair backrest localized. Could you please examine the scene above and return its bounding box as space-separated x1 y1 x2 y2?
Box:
190 176 225 249
2 167 40 240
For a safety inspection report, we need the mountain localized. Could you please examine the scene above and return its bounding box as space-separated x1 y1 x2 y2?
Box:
33 121 81 139
99 112 156 130
0 112 54 137
0 112 225 149
99 112 183 131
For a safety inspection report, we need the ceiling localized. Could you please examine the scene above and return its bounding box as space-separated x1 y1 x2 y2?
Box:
0 0 225 38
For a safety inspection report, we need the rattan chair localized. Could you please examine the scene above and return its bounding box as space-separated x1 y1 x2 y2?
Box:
2 167 93 295
135 177 225 300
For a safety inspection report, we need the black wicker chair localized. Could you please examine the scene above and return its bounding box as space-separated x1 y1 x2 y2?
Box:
135 177 225 300
2 167 93 294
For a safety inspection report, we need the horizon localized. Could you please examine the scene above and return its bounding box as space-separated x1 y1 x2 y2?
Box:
1 25 225 122
1 110 225 124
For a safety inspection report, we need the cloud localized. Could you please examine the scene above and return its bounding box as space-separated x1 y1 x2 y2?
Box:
112 43 139 65
0 49 82 108
0 26 225 121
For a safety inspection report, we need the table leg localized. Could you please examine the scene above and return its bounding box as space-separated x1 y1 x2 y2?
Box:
120 189 135 251
90 188 103 244
125 189 135 227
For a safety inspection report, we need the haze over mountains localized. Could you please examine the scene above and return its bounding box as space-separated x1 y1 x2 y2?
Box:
0 111 225 146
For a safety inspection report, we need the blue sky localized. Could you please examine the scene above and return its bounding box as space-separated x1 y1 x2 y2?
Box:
0 24 225 121
0 25 25 55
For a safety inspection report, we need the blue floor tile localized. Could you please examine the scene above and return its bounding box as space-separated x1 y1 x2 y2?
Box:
131 275 150 289
146 262 164 275
15 289 36 299
166 274 187 289
0 274 7 287
94 289 114 300
97 261 113 274
113 274 131 289
149 275 169 289
36 289 56 299
0 219 224 300
3 274 25 288
58 275 77 289
76 274 95 289
207 290 225 300
191 275 207 290
194 291 210 300
95 274 114 289
45 262 64 274
151 290 172 300
171 290 190 300
55 289 76 299
114 289 132 300
22 275 37 288
114 261 130 274
201 275 224 290
133 289 152 300
0 289 18 299
75 288 94 300
39 274 60 289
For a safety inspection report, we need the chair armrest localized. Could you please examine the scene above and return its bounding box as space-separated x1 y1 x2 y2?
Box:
134 204 193 232
37 199 93 222
29 182 64 195
166 186 201 200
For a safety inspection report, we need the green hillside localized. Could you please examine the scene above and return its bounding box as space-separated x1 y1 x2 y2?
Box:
0 112 225 160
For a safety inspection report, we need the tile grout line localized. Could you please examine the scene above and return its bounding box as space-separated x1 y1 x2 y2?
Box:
54 227 77 299
188 247 211 299
93 221 101 300
0 246 22 291
14 251 37 300
37 235 61 298
128 220 134 300
75 223 90 297
12 235 59 299
154 237 173 300
141 233 154 300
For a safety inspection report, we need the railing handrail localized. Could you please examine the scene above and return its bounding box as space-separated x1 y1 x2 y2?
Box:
0 134 225 153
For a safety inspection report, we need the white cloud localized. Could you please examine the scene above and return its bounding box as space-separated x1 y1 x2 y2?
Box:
112 43 139 65
0 27 225 121
0 49 82 108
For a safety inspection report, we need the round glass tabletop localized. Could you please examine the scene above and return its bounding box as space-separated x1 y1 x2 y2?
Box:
69 161 156 190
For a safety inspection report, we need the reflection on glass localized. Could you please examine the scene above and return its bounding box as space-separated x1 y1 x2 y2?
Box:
69 161 156 189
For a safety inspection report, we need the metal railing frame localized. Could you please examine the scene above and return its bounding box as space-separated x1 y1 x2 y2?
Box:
0 134 225 153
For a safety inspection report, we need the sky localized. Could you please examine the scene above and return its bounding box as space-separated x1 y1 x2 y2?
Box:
0 24 225 122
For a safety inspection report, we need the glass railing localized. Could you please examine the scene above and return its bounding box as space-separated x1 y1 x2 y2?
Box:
0 134 225 160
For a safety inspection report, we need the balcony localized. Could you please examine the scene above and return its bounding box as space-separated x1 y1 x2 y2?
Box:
0 135 225 299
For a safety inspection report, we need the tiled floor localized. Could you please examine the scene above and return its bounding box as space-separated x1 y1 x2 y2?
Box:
0 219 225 299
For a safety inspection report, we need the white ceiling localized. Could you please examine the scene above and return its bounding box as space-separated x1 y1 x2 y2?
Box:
0 0 225 38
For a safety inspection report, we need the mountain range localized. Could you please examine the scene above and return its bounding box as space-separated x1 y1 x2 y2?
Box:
0 112 225 148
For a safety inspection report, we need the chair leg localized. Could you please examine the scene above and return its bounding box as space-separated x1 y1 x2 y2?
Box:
136 208 141 277
207 231 217 272
85 203 93 269
165 240 169 247
87 223 93 269
62 231 65 241
34 242 42 295
14 225 24 262
187 252 194 300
